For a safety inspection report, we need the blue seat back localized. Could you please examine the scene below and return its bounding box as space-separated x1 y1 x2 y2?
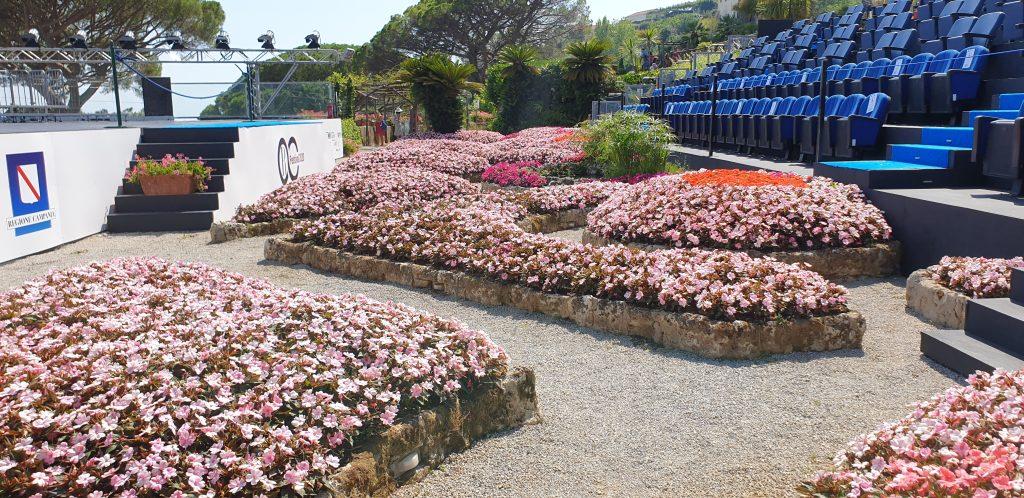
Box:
766 97 785 115
928 49 959 73
834 63 855 80
953 45 988 71
858 93 891 118
823 94 846 116
891 12 913 30
850 61 872 79
804 96 821 115
776 96 797 115
866 58 892 78
906 53 935 76
804 69 821 83
939 0 963 17
838 94 866 116
752 98 771 115
947 16 976 38
738 99 756 115
969 12 1004 37
826 64 841 80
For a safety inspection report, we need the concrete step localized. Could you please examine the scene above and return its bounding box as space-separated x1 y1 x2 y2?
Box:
889 144 970 168
921 127 973 148
141 127 240 144
106 210 214 232
965 297 1024 356
921 329 1024 376
134 142 235 159
113 192 219 213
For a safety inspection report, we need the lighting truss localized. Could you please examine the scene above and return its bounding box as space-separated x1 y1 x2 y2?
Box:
0 47 343 72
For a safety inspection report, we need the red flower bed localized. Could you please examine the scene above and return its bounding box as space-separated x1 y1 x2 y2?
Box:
683 169 809 188
482 161 547 187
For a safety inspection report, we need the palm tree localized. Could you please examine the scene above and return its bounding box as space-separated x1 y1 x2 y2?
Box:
564 39 614 84
399 54 482 133
497 45 540 79
638 28 657 53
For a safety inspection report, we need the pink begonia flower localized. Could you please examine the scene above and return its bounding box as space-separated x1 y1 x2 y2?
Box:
928 255 1024 298
0 258 507 495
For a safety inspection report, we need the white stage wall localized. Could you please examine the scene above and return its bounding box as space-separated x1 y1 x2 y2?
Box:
1 119 343 263
214 119 343 221
1 128 141 263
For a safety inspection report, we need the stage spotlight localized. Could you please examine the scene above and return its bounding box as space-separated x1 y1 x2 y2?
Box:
214 30 231 50
163 30 186 50
341 47 355 61
305 30 320 49
21 28 40 48
258 30 275 50
118 31 137 50
68 29 88 49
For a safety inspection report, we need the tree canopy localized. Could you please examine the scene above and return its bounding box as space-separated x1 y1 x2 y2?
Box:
364 0 589 79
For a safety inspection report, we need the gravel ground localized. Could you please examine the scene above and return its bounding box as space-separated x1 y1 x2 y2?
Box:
0 231 961 497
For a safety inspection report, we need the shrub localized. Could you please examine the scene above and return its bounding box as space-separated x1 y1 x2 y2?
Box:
587 171 893 250
582 111 674 178
928 256 1024 298
341 118 362 155
291 185 851 322
801 368 1024 497
482 161 547 187
0 258 507 495
124 154 213 191
493 45 540 134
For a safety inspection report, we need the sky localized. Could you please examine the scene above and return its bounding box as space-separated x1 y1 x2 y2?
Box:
92 0 684 117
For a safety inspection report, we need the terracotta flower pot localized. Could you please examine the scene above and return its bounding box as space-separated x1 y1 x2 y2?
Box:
139 174 196 196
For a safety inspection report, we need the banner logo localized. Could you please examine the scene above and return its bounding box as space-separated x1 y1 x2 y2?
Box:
277 137 303 185
6 152 55 236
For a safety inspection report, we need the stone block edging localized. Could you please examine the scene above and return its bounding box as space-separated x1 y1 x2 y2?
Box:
581 231 900 282
905 269 968 329
210 219 298 244
325 367 539 496
265 239 866 359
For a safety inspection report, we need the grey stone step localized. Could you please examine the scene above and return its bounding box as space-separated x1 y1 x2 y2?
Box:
921 329 1024 376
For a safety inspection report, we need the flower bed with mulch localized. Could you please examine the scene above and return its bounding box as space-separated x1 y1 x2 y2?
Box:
265 184 866 359
801 368 1024 496
0 258 536 496
906 256 1024 328
584 170 899 280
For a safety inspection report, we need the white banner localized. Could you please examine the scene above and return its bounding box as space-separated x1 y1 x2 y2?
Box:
0 128 140 264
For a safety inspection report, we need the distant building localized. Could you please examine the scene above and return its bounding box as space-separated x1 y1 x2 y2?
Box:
717 0 740 18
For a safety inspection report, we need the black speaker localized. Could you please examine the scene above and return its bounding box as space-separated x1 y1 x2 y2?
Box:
142 77 174 117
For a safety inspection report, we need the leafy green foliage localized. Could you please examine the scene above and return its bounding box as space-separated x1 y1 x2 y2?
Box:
563 39 615 122
400 54 482 133
492 45 539 133
582 112 674 178
342 118 362 155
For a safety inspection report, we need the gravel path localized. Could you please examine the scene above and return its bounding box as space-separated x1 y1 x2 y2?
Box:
0 231 961 497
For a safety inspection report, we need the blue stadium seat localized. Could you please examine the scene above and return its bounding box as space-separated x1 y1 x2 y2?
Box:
885 52 934 114
907 49 960 114
843 61 872 95
800 94 849 159
749 97 785 149
758 96 797 149
850 58 892 95
950 11 1004 49
739 98 773 146
834 93 892 158
920 0 962 40
727 99 756 144
927 45 990 115
923 16 976 52
829 63 856 95
800 66 824 96
997 1 1024 44
771 95 816 156
944 0 983 34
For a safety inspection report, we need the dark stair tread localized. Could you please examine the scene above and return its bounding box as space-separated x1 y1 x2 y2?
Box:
106 210 214 232
965 297 1024 355
1012 268 1024 305
122 175 226 194
114 192 220 213
141 127 240 144
921 329 1024 376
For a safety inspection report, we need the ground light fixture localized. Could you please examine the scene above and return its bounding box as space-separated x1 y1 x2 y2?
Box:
68 29 88 49
117 31 137 50
258 30 275 50
21 28 40 48
305 31 321 49
214 30 231 50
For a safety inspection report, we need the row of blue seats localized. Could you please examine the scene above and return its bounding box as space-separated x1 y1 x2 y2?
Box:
682 46 988 117
623 104 650 113
663 93 891 160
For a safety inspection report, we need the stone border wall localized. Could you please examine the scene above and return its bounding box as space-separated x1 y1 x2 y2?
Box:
326 367 540 496
210 219 298 244
905 269 969 329
266 239 866 359
581 231 900 282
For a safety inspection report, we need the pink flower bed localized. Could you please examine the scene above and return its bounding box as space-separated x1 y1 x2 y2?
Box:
403 130 503 143
482 161 547 187
0 258 507 495
291 184 849 322
928 256 1024 298
803 368 1024 497
587 172 893 251
233 166 478 223
600 172 671 184
338 145 490 177
487 127 584 166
